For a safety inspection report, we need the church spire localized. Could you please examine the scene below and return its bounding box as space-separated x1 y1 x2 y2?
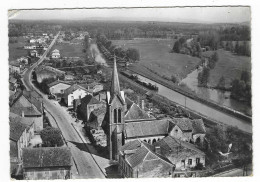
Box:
110 55 120 95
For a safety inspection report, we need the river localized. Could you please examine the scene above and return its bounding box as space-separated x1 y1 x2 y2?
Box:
136 74 251 134
91 43 251 133
180 66 252 116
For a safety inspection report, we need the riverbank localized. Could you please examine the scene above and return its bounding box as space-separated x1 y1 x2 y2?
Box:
128 67 252 123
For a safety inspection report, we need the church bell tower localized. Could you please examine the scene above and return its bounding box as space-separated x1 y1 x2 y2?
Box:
106 56 125 160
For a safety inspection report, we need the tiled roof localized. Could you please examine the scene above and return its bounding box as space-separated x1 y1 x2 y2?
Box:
22 147 72 168
47 80 71 88
63 84 89 97
191 119 206 134
124 119 169 139
10 120 28 141
120 140 174 169
9 113 35 128
171 118 206 134
154 136 205 157
171 118 193 131
9 77 17 84
91 106 106 117
124 103 152 121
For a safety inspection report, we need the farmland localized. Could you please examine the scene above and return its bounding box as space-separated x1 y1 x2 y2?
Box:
112 38 201 81
51 40 86 58
9 36 28 61
202 49 251 87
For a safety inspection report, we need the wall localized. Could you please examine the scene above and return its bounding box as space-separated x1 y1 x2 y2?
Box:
125 136 164 145
67 89 91 107
169 125 192 142
50 83 71 95
23 167 71 180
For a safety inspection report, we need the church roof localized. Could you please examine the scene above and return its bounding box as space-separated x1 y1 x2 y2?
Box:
124 102 153 121
124 119 169 139
110 56 120 96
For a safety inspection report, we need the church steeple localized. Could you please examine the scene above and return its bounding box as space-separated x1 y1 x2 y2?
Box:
110 56 120 96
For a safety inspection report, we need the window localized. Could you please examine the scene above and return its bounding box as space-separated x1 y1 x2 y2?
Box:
188 159 192 165
196 158 200 164
175 129 178 132
118 109 121 123
114 109 117 123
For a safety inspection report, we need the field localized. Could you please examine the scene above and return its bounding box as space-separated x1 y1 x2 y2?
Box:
9 36 28 61
51 41 86 58
112 38 201 81
202 49 251 87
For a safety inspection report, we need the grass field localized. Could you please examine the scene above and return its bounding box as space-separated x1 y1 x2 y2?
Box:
9 37 28 61
202 49 251 87
112 38 201 81
51 42 86 58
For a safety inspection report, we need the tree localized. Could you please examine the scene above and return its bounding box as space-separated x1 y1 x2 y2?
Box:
172 41 181 53
126 48 140 62
217 76 226 89
40 127 64 147
240 71 250 83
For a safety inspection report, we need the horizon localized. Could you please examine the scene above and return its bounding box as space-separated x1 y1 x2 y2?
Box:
9 7 250 24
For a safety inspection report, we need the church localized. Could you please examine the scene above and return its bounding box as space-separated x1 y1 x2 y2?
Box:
101 57 206 161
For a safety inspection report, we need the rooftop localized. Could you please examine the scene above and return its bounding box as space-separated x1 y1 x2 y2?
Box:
22 147 72 168
10 120 28 141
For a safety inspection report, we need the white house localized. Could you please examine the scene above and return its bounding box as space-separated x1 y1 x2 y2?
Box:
63 84 93 108
48 80 71 99
51 49 61 59
30 50 38 57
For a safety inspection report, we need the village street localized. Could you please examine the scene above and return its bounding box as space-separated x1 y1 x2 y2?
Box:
21 33 106 179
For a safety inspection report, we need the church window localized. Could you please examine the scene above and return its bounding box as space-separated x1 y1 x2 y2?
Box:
118 109 121 123
114 109 117 123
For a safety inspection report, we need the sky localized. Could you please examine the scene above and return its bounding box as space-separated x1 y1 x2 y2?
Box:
9 7 250 24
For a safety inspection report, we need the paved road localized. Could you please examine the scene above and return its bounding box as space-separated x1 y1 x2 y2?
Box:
213 168 245 177
22 32 105 179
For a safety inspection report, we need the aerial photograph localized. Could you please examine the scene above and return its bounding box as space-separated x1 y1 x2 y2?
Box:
8 7 252 179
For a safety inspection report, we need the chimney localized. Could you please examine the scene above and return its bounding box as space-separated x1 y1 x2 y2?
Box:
141 100 145 110
22 110 25 117
155 146 161 154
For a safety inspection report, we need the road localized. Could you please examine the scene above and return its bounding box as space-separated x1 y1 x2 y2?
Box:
22 32 105 179
213 168 251 177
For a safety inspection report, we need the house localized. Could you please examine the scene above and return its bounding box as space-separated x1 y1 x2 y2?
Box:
10 119 34 177
9 76 18 88
62 84 93 108
78 95 104 122
51 49 61 59
118 140 175 178
64 74 76 81
22 147 72 180
30 50 38 57
48 80 71 99
80 82 104 93
29 39 36 43
17 56 29 64
9 90 44 132
24 44 36 50
9 61 23 74
169 118 206 144
87 106 107 130
154 136 205 177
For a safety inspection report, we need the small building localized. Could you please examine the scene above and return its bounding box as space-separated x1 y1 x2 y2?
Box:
10 119 34 177
63 84 93 108
80 82 104 94
9 90 44 132
154 136 205 177
64 74 76 81
118 140 175 178
78 95 104 122
9 61 23 74
169 118 206 144
24 44 36 50
22 147 72 180
17 56 29 64
30 50 38 57
87 106 107 130
29 39 36 43
51 49 61 59
48 80 71 99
